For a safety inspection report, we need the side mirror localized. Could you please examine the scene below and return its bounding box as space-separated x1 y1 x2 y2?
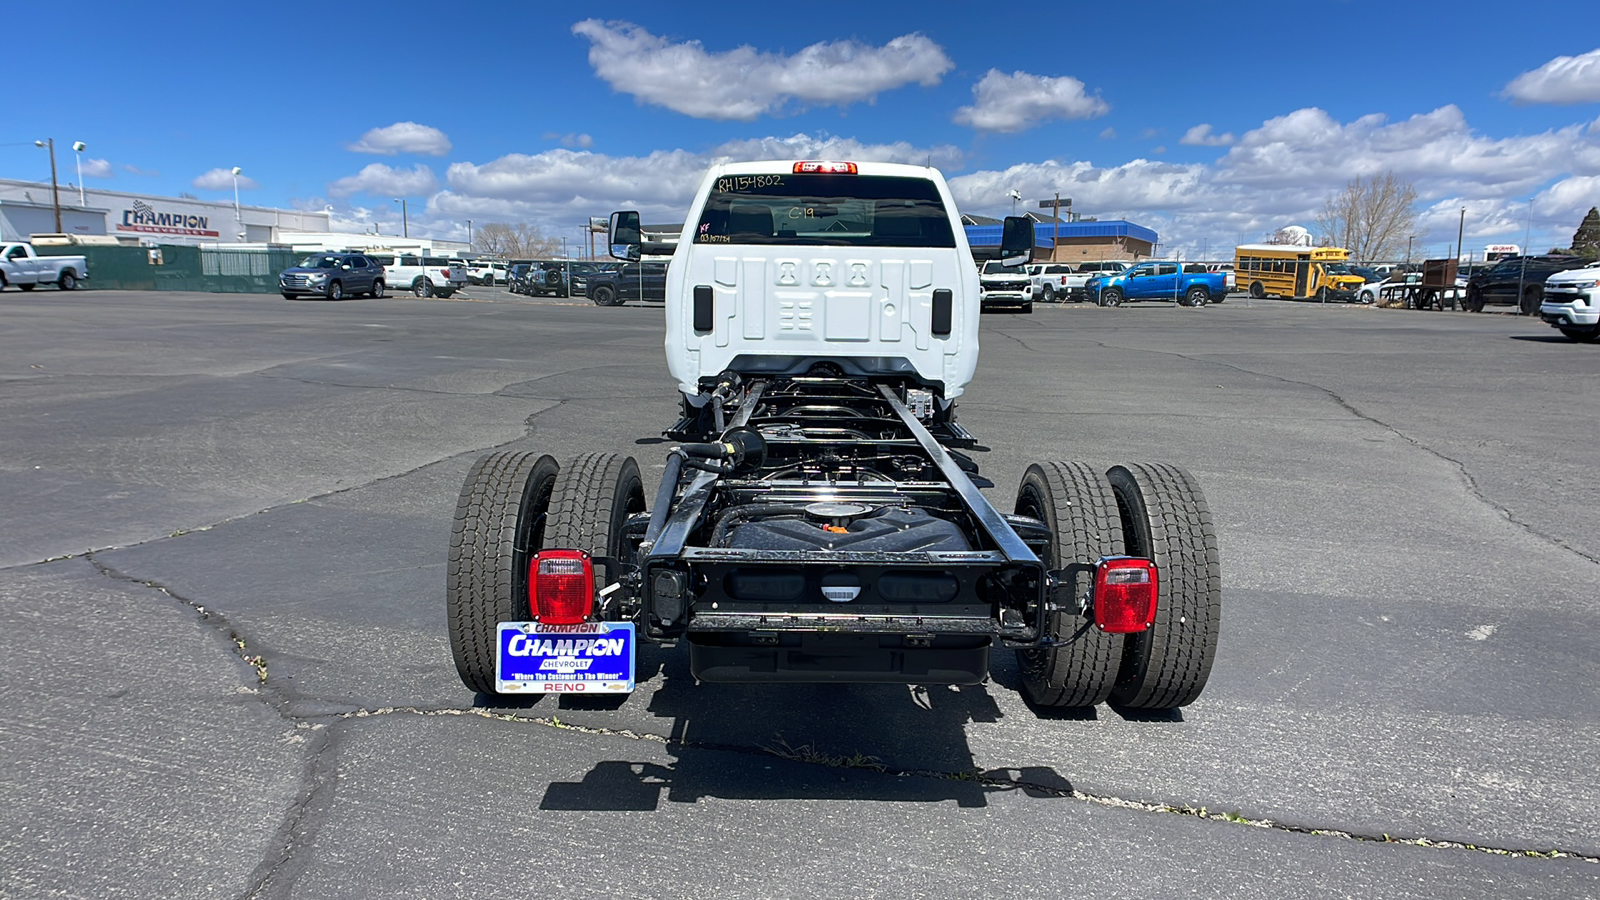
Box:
609 210 642 261
999 217 1034 267
342 264 352 270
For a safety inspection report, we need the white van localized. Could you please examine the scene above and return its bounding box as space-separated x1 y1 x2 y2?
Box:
613 160 1021 410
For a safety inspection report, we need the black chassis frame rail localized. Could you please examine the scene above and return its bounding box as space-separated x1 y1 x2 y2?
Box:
636 376 1051 649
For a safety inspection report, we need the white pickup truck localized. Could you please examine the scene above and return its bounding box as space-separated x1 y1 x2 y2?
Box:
367 252 469 298
1057 260 1128 302
1 243 88 291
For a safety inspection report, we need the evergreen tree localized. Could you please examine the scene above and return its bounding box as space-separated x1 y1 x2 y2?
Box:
1571 207 1600 259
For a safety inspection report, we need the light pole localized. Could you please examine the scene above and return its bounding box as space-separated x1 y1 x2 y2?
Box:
1007 189 1022 216
393 198 408 238
33 139 62 233
1406 235 1414 265
230 166 243 236
72 141 86 206
1456 206 1466 266
466 219 472 251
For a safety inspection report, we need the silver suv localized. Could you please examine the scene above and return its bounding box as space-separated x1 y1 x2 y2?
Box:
279 252 386 300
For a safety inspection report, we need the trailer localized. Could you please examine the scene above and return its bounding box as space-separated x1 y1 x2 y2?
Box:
445 159 1221 711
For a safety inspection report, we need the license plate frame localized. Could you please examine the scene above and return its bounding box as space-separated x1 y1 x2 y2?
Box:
495 621 636 694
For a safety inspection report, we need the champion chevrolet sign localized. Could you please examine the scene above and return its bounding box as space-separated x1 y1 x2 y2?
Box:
115 200 220 238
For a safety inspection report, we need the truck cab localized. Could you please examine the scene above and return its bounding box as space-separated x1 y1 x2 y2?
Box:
619 160 1004 406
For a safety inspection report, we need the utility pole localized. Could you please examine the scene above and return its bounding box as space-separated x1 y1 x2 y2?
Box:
1456 207 1466 266
33 139 62 233
1034 193 1071 261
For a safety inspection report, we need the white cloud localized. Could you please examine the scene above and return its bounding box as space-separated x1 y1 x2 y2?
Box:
952 70 1108 132
571 20 953 120
79 158 113 178
347 122 453 156
544 132 595 149
366 105 1600 263
1099 127 1117 140
123 163 160 177
432 134 964 224
193 168 258 190
327 163 439 199
1504 48 1600 105
1180 124 1235 147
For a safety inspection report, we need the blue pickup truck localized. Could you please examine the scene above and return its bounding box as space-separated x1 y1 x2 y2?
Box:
1088 261 1227 307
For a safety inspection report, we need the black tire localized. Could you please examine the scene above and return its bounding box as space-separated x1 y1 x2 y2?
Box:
1106 463 1221 709
281 292 297 300
546 453 648 598
413 278 433 298
437 290 455 299
1520 286 1542 316
1014 462 1127 707
1462 287 1484 313
58 271 78 291
1021 301 1033 314
590 284 619 307
371 279 385 299
1560 328 1600 342
1357 289 1375 305
446 452 560 695
328 280 343 300
1249 281 1265 299
20 283 36 292
1040 285 1055 303
1184 286 1210 307
1101 287 1124 307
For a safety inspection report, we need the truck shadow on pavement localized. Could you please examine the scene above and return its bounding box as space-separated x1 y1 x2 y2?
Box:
536 647 1077 811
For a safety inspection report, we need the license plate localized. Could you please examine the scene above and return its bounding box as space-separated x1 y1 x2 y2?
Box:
496 621 636 694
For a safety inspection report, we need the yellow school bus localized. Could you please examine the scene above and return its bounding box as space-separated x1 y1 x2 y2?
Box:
1234 244 1366 301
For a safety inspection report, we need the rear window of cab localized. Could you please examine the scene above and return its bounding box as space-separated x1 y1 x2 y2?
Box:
694 173 955 248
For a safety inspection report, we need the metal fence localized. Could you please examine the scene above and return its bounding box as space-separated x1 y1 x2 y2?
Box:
33 244 303 293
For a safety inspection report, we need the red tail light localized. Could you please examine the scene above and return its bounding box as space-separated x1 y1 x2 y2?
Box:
793 161 857 174
441 268 451 278
1092 558 1158 633
529 550 594 625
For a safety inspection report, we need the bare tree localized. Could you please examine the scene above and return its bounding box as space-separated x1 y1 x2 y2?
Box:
473 222 562 259
1314 172 1418 262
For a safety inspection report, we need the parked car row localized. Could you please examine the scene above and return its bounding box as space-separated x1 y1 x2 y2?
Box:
278 252 468 300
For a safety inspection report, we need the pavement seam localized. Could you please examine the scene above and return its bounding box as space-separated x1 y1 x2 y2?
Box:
2 435 538 574
330 705 1599 866
80 553 335 900
1089 341 1600 568
237 724 336 900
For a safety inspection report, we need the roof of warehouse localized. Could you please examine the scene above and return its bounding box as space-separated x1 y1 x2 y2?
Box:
964 219 1159 247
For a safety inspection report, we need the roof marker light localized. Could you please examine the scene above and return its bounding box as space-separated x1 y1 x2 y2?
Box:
793 161 858 174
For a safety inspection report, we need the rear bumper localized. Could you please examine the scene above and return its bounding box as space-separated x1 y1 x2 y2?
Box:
688 631 991 684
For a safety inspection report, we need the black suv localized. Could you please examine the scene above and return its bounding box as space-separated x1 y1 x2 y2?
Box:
582 261 667 306
1464 255 1588 314
279 252 385 300
506 264 533 295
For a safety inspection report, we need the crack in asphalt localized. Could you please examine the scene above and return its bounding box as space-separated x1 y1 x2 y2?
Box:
1088 339 1600 567
2 414 559 575
325 705 1600 865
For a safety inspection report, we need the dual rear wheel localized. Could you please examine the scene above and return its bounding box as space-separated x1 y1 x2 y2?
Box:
1015 461 1221 710
446 451 645 695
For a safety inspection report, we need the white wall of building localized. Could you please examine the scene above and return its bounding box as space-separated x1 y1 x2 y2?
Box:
0 179 331 246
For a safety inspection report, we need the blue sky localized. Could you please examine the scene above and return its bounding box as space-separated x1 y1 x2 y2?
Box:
7 0 1600 258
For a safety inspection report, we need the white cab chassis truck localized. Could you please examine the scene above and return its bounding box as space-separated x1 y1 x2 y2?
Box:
445 160 1221 711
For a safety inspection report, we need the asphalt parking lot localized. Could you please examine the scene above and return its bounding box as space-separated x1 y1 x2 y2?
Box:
2 287 1597 898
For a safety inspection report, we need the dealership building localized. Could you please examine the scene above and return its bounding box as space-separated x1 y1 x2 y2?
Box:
0 178 333 246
